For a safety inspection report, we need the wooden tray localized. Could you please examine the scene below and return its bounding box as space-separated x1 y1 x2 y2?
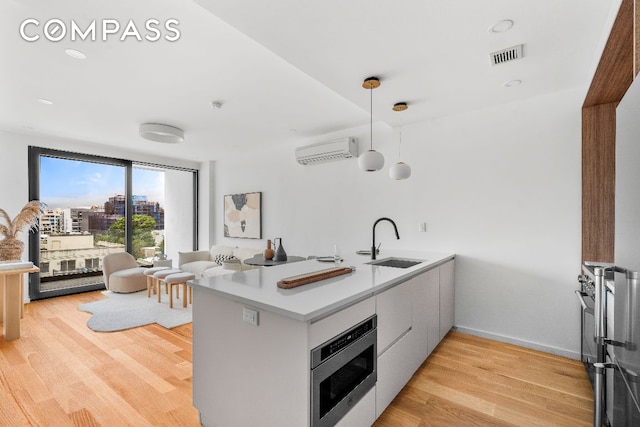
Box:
277 266 355 289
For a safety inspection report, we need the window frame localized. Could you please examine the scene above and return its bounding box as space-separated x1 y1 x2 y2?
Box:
28 146 198 300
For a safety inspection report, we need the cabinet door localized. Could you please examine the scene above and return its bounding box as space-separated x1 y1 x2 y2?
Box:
376 280 412 355
335 387 376 427
425 269 440 356
411 268 439 368
375 330 414 418
439 259 455 340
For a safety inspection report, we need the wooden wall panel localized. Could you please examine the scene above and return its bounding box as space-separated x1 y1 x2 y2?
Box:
582 104 617 263
582 0 638 263
635 0 640 76
583 0 634 107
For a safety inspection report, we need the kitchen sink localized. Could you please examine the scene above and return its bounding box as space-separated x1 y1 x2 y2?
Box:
366 257 425 268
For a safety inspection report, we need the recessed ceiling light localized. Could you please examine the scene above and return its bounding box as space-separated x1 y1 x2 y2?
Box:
504 79 522 87
139 123 184 144
489 19 514 33
37 98 54 105
65 48 86 59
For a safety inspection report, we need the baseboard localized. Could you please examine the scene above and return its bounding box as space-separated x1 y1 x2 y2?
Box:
452 326 581 360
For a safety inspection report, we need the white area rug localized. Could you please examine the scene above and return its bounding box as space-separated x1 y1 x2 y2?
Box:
78 290 192 332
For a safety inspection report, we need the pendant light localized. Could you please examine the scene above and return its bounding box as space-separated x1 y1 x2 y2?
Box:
358 76 384 172
389 102 411 180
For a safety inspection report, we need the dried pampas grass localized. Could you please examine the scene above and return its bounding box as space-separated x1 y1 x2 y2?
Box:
0 200 46 239
0 201 46 261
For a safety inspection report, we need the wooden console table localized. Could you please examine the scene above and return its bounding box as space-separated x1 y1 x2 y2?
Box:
0 266 39 341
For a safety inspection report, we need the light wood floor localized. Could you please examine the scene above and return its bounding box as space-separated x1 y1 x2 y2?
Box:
373 332 594 427
0 291 593 426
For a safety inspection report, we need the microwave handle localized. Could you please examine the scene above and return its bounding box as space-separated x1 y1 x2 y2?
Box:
575 290 593 314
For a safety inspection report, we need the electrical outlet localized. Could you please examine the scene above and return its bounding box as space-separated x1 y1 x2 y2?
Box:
419 222 427 232
243 307 259 326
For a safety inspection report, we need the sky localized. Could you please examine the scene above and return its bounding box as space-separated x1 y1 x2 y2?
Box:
40 156 165 209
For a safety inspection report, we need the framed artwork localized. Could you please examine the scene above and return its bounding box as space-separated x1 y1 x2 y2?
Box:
223 192 262 239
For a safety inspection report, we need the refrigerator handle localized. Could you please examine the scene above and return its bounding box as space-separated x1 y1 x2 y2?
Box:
593 362 617 427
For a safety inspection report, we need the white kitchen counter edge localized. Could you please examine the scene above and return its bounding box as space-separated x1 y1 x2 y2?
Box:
191 251 455 323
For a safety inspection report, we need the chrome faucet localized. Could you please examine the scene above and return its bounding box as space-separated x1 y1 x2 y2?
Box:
372 217 400 260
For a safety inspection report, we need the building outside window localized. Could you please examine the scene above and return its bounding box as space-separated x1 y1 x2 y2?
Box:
60 260 76 272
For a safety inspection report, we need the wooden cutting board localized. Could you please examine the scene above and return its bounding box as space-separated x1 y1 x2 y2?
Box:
277 266 355 289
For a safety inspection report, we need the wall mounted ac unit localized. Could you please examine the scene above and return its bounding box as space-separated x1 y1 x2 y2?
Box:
295 137 357 165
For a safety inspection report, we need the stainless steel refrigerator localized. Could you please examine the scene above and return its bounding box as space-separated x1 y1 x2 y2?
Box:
611 66 640 426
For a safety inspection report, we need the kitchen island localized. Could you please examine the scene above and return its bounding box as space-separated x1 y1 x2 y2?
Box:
192 251 455 427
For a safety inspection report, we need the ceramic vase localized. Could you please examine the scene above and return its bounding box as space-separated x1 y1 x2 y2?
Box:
274 238 287 261
263 239 275 260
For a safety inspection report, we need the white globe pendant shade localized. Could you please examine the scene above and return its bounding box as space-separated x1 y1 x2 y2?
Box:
389 161 411 180
359 149 384 172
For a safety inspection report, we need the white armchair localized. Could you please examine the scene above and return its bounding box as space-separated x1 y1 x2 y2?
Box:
102 252 147 293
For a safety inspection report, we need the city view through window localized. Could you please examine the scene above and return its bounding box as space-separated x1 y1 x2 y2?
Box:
38 156 166 293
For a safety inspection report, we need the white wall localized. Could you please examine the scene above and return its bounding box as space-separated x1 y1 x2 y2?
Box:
209 88 583 358
164 169 196 262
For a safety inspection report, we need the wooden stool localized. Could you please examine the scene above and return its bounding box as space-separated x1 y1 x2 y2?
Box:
152 269 182 302
163 272 195 308
143 267 171 297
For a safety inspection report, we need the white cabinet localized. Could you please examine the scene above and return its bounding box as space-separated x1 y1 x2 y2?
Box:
308 297 375 351
419 268 441 359
375 278 414 417
375 258 455 418
376 279 412 355
336 387 376 427
375 329 414 418
193 289 309 427
408 275 428 371
439 259 455 340
193 256 455 427
408 269 439 370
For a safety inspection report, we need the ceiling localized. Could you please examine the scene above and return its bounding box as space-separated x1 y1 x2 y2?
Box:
0 0 617 162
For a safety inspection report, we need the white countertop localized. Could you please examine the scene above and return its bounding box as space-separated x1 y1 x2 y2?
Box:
192 250 455 322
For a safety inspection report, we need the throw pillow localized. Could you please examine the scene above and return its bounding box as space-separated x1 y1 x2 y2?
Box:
209 245 235 262
213 254 237 265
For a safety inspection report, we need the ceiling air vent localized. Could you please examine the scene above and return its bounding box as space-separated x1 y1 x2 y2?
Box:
490 44 523 66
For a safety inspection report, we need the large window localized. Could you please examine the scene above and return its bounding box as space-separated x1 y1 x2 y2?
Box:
28 147 197 300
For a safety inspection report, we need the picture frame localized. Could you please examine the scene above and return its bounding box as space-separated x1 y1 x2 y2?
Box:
223 192 262 239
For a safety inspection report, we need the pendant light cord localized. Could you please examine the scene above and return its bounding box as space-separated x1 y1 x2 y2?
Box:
398 120 403 160
369 86 373 150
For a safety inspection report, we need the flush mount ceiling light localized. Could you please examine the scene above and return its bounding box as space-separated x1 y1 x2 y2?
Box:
389 102 411 181
489 19 514 33
504 79 522 87
37 98 54 105
139 123 184 144
64 48 87 59
358 76 384 172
